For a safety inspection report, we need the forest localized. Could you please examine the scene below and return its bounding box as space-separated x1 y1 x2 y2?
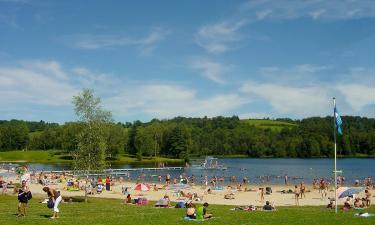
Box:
0 116 375 160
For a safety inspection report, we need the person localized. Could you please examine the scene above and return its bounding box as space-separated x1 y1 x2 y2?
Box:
260 187 265 202
294 185 299 206
319 179 327 200
365 190 371 207
186 202 196 219
165 174 171 185
262 201 274 211
42 186 62 219
326 200 334 209
354 197 363 208
196 202 212 220
125 194 132 204
300 182 306 199
163 193 171 206
343 197 351 211
284 175 288 185
105 176 111 191
17 180 31 217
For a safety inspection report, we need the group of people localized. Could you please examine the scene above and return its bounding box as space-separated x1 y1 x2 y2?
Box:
14 180 61 219
186 202 212 220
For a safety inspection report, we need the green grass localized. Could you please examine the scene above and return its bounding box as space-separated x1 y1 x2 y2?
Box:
115 154 184 164
0 195 374 225
0 150 72 163
241 119 297 132
0 150 183 165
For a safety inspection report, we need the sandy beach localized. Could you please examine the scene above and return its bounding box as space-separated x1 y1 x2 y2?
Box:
1 169 373 207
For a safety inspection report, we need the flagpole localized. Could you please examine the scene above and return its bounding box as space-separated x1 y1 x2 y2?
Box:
333 97 338 214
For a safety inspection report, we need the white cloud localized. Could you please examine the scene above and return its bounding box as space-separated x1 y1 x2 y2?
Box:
190 58 228 84
243 0 375 20
256 9 273 20
195 20 247 54
66 28 169 54
337 84 375 111
20 60 68 80
241 82 330 116
106 84 248 119
0 63 78 107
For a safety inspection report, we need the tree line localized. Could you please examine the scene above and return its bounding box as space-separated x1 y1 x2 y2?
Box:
0 116 375 159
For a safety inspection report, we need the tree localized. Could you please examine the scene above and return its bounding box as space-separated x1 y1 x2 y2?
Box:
73 89 112 171
72 89 112 202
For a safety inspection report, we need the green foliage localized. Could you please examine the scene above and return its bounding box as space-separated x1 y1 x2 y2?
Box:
72 89 112 171
1 115 375 159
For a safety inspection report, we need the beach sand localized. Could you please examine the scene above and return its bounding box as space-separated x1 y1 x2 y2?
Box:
2 169 372 207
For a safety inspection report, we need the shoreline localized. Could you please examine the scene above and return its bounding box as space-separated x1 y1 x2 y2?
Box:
1 169 373 207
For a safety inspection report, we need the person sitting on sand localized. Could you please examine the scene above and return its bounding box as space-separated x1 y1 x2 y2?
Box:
224 193 235 199
343 198 352 211
262 201 275 211
354 197 363 208
196 202 212 220
186 202 196 219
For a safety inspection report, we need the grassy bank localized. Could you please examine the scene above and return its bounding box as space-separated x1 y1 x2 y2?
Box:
0 150 184 165
0 195 374 225
0 150 72 163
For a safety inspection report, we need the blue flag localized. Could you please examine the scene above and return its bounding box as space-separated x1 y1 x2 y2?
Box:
334 105 343 135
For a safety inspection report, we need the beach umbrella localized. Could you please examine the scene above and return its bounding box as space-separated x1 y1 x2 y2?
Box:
134 183 150 191
337 187 365 199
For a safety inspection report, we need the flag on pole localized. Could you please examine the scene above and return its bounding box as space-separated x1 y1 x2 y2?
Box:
334 104 343 135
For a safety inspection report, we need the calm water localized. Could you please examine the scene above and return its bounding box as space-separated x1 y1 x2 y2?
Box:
4 158 374 185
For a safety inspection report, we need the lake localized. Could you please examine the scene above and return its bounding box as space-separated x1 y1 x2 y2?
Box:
4 158 374 185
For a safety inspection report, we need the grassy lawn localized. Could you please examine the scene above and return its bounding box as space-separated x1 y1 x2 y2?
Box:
0 150 72 163
0 150 183 165
0 195 374 225
241 119 297 132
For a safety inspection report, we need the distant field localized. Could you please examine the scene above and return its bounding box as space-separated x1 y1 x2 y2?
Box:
0 150 71 163
0 150 183 164
0 195 374 225
242 119 297 131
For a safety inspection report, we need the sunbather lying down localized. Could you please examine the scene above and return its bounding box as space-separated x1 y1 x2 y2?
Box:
355 212 375 217
224 193 235 199
231 205 257 211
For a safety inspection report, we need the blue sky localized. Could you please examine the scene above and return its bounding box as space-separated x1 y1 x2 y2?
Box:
1 0 375 123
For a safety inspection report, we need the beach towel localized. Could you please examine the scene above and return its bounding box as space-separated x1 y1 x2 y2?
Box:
354 212 375 217
155 199 168 207
213 186 224 190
